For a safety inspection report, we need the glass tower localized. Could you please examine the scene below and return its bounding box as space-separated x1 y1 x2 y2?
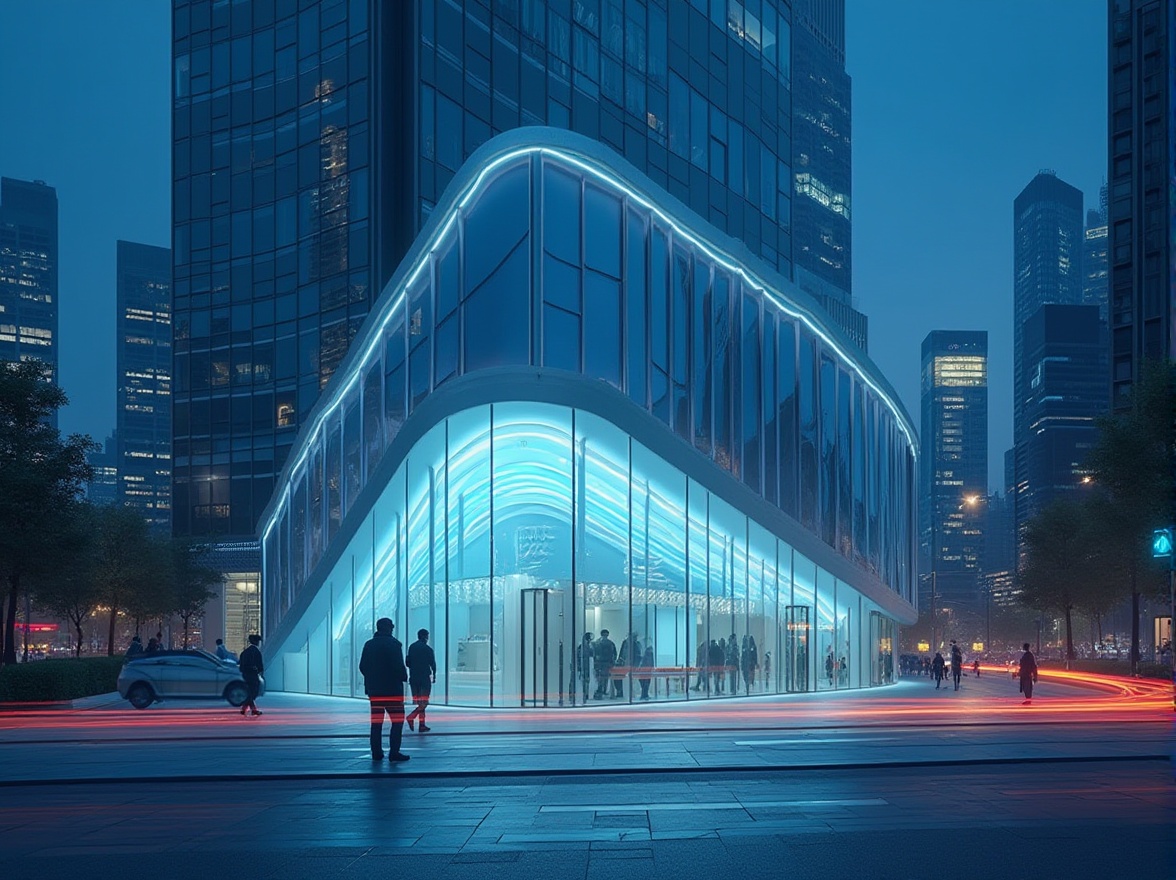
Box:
172 0 866 541
1021 304 1108 526
116 241 173 534
1107 0 1175 408
1011 170 1083 552
0 177 58 423
919 330 987 644
1083 188 1109 325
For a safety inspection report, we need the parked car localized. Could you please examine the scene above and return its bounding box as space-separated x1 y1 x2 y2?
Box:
117 650 264 709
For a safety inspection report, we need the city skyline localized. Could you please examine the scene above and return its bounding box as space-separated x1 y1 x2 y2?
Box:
0 2 1108 495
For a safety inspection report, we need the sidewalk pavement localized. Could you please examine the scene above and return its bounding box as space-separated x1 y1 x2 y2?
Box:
0 672 1170 785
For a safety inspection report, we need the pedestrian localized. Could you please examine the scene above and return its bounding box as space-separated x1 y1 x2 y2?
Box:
125 635 143 658
576 632 594 702
825 651 835 686
950 641 963 691
931 651 946 689
593 629 616 699
692 640 707 691
762 651 772 690
238 634 264 716
1017 642 1038 705
214 638 235 662
405 628 436 732
708 639 726 693
972 659 981 677
145 637 161 654
726 634 739 694
615 632 640 699
359 618 410 762
637 645 654 701
741 635 758 694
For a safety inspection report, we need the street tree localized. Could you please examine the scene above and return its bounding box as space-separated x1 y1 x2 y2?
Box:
0 360 96 665
29 502 101 657
168 542 221 649
90 505 160 654
1084 360 1176 673
1020 498 1102 663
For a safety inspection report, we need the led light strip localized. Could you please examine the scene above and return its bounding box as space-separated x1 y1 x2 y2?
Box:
262 142 917 545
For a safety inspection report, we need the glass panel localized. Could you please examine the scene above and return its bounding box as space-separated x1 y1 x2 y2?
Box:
777 317 797 516
687 479 709 696
762 311 777 505
853 382 866 565
362 361 384 479
309 446 324 571
625 210 647 407
748 521 775 694
384 310 407 441
542 163 581 265
406 421 445 700
836 582 857 689
574 410 629 705
649 226 670 424
740 290 760 492
584 271 621 386
467 162 531 291
446 406 492 707
712 271 732 470
692 258 712 456
819 353 837 547
817 567 837 690
373 465 406 638
464 236 530 370
671 244 689 438
330 571 353 696
799 330 817 530
291 470 307 597
630 440 688 702
326 421 342 542
707 493 741 697
584 185 622 278
868 398 880 576
343 390 361 517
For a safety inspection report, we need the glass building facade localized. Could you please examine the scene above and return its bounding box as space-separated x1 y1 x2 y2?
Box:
116 241 173 534
0 177 58 423
259 132 916 705
171 0 871 542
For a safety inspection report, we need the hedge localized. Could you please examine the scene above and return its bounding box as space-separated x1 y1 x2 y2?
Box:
0 656 126 703
1054 659 1172 681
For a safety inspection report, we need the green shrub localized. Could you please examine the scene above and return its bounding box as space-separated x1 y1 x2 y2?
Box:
1053 659 1171 681
0 656 126 703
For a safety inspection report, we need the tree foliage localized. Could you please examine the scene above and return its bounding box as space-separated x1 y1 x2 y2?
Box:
28 503 101 657
168 542 221 649
0 360 96 665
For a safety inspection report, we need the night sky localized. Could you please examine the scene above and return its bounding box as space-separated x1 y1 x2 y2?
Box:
0 1 1106 491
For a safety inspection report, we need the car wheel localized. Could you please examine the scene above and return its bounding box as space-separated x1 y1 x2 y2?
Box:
224 682 248 707
127 683 155 710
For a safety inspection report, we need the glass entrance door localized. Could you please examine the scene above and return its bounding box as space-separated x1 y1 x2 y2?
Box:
783 606 810 693
520 588 563 707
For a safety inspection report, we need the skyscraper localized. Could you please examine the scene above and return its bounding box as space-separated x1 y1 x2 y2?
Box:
1020 304 1108 527
171 1 857 541
116 241 172 534
1107 0 1174 408
86 433 120 508
1083 185 1109 324
0 177 58 421
791 0 865 349
1012 171 1084 549
919 331 988 642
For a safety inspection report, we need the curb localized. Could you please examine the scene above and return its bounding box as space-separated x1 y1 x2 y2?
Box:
0 752 1167 788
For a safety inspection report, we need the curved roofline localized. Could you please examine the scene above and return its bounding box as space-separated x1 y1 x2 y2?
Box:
259 128 917 542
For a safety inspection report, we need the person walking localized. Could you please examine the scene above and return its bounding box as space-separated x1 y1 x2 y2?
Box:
238 634 264 716
637 645 654 701
692 640 708 691
762 651 772 690
950 641 963 691
576 632 594 702
359 618 410 762
708 639 726 693
615 632 640 699
741 635 758 694
726 635 739 694
145 637 162 655
972 658 981 677
405 629 436 732
593 629 617 699
1017 642 1039 705
931 651 946 689
125 635 143 658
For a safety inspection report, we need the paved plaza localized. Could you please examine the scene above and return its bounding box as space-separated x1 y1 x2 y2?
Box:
0 669 1171 878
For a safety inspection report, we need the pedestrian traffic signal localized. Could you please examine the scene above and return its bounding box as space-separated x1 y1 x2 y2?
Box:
1152 528 1173 559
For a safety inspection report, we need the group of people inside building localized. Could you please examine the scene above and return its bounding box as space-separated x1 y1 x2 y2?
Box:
573 630 765 702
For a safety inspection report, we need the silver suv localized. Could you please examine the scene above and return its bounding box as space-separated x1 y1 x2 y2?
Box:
117 650 264 709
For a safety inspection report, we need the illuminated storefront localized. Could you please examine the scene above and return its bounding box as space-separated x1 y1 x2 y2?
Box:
259 130 917 706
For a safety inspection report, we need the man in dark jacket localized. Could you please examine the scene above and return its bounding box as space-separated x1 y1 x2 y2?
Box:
593 629 617 699
576 632 594 702
405 628 437 732
1018 642 1038 705
238 634 264 716
359 618 409 761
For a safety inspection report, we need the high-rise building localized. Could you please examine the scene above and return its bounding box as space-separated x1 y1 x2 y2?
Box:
0 177 59 420
86 433 120 507
116 241 172 534
790 0 864 349
1107 0 1175 408
1020 304 1108 529
1083 185 1109 324
1012 171 1084 550
919 331 988 642
171 0 861 542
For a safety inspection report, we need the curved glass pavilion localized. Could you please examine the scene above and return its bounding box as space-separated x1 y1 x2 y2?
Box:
260 129 917 707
